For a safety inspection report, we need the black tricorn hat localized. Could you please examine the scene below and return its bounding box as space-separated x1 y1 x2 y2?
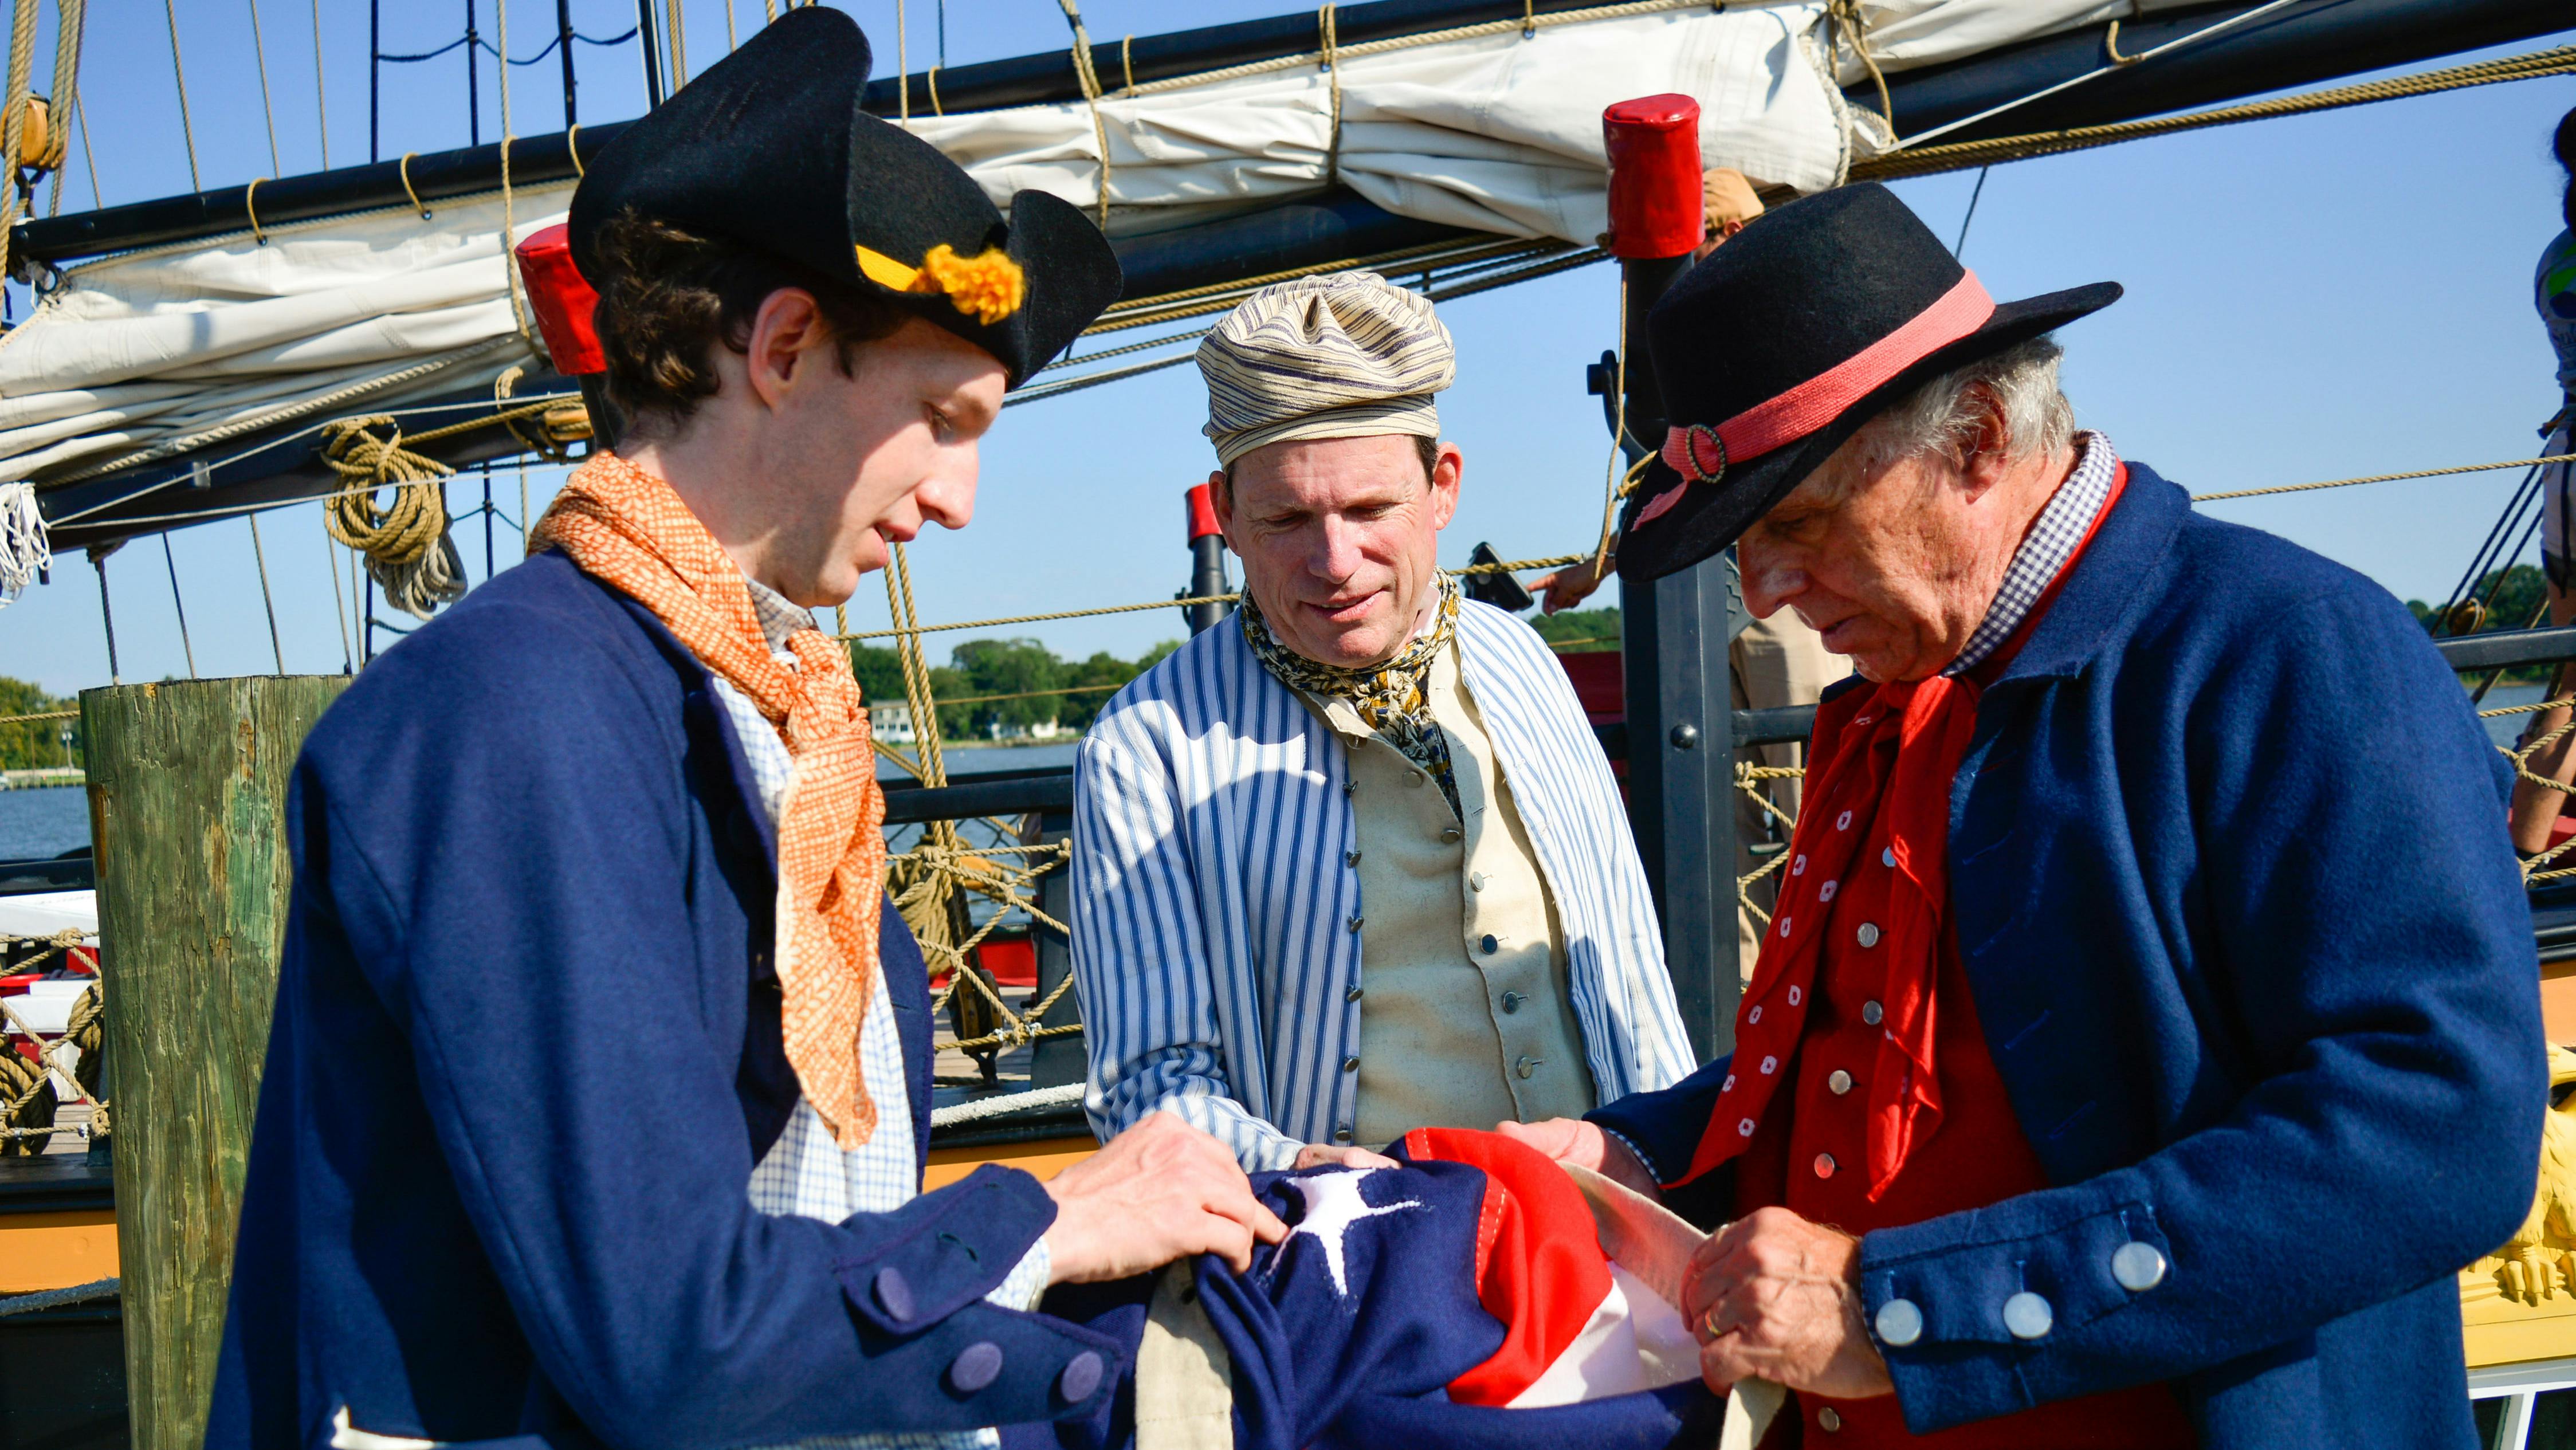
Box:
567 6 1120 387
1615 183 2119 581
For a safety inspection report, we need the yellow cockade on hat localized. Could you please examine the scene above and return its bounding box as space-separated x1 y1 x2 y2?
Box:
854 242 1027 326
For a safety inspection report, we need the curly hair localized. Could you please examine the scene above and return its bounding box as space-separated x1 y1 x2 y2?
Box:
588 211 910 435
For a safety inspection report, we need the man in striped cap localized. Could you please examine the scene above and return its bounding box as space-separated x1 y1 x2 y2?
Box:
1070 270 1696 1177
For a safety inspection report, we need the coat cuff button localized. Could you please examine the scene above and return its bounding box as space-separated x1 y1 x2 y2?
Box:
1874 1297 1923 1348
873 1267 916 1323
2003 1291 2054 1340
949 1341 1004 1393
1058 1349 1105 1403
2112 1241 2168 1292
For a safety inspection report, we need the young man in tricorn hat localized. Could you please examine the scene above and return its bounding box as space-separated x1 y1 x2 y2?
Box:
206 11 1290 1448
1502 182 2544 1445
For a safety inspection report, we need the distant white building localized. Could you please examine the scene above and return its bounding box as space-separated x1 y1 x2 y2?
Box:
869 700 917 745
985 717 1063 742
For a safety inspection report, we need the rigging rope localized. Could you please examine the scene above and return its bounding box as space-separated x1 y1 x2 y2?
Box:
1055 0 1114 227
247 512 284 673
161 533 197 677
245 0 282 176
41 0 79 218
160 0 199 191
0 0 38 293
309 0 326 166
1853 45 2576 184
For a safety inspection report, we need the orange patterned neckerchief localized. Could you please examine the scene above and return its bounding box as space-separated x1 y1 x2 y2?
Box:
532 451 889 1149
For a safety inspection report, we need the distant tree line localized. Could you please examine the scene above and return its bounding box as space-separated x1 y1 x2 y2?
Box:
847 638 1181 740
0 677 80 770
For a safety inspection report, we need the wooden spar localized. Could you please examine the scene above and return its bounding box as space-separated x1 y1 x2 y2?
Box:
82 676 347 1450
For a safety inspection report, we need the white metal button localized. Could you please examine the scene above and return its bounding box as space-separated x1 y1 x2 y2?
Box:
2112 1241 2168 1292
1515 1056 1538 1080
1856 922 1882 948
1817 1407 1843 1433
2003 1291 2053 1340
1813 1152 1836 1179
1862 1000 1884 1026
1874 1298 1923 1347
1469 871 1486 891
1828 1069 1854 1095
1882 847 1897 868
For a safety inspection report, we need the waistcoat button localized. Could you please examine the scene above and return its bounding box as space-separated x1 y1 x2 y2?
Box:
1480 933 1499 955
1346 984 1364 1003
1875 1298 1923 1347
1440 827 1463 843
1813 1152 1836 1179
1500 991 1526 1013
1405 771 1424 788
1348 915 1364 933
1515 1056 1539 1079
1817 1407 1844 1433
1469 871 1486 891
1332 1126 1354 1143
1856 922 1882 948
1861 1000 1884 1026
2004 1291 2053 1340
949 1341 1005 1393
1828 1069 1854 1095
1342 1055 1360 1072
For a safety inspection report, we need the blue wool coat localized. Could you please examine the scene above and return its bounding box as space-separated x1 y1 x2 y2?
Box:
1591 465 2545 1445
206 551 1122 1450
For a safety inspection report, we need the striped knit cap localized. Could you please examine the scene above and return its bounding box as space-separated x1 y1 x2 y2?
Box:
1197 272 1456 466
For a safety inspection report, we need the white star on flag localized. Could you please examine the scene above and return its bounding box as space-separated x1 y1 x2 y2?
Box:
1270 1168 1428 1298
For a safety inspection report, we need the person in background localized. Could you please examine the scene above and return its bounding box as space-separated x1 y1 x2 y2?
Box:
207 15 1286 1449
1504 181 2540 1446
1070 272 1695 1173
2509 105 2576 856
1532 166 1848 973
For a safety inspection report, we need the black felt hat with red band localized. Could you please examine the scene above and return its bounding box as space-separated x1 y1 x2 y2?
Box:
566 6 1119 387
1614 183 2120 582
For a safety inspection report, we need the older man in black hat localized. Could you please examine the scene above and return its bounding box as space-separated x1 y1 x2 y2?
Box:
205 13 1289 1450
1504 183 2543 1445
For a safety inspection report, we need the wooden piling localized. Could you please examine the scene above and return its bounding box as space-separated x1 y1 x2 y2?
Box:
82 676 348 1450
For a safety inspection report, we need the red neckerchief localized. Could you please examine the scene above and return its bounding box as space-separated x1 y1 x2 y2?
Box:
1670 465 2129 1198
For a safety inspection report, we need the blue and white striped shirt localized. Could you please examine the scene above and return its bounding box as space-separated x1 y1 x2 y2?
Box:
1071 597 1696 1170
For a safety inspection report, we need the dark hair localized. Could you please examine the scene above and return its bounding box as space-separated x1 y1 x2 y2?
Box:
2558 107 2576 232
589 210 910 433
1222 433 1443 488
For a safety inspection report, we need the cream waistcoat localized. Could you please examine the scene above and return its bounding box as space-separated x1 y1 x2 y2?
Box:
1301 643 1595 1148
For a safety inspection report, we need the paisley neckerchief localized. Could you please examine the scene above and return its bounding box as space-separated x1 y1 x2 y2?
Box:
1242 574 1464 816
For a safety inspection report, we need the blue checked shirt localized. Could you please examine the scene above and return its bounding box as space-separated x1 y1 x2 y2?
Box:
714 578 1047 1449
1947 431 2120 677
1071 596 1695 1170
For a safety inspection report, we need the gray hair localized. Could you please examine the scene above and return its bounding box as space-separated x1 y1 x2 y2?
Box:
1847 336 2075 476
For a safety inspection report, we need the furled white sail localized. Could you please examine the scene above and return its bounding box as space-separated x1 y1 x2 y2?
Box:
0 0 2130 489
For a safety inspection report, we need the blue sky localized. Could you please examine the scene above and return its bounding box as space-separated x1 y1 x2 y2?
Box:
1 2 2571 695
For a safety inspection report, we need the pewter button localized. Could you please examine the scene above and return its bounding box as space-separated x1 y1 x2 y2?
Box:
1342 1055 1360 1072
1856 922 1882 948
1059 1350 1105 1403
1515 1055 1538 1079
1813 1152 1836 1179
873 1266 916 1322
949 1341 1004 1393
1332 1126 1353 1143
2112 1241 2168 1292
1469 871 1486 891
1348 914 1364 933
2004 1291 2053 1340
1346 984 1364 1002
1828 1069 1854 1095
1440 827 1462 843
1481 933 1499 955
1345 849 1361 866
1501 991 1526 1013
1875 1298 1923 1347
1817 1406 1843 1433
1862 1000 1884 1026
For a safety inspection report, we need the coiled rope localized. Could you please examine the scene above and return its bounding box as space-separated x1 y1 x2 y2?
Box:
318 416 467 619
0 480 49 606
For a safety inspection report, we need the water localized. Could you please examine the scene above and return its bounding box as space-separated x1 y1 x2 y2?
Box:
877 741 1078 781
0 787 89 862
2482 682 2551 749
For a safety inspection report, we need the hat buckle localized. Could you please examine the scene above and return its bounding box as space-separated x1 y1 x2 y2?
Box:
1675 422 1728 485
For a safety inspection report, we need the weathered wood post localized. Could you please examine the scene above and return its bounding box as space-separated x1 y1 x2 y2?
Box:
83 675 349 1450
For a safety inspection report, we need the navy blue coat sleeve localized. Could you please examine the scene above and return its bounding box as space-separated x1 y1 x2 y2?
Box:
1861 587 2544 1432
1587 1055 1729 1188
305 634 1113 1444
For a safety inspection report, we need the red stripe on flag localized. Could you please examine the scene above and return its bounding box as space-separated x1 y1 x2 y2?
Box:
1404 1128 1617 1406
